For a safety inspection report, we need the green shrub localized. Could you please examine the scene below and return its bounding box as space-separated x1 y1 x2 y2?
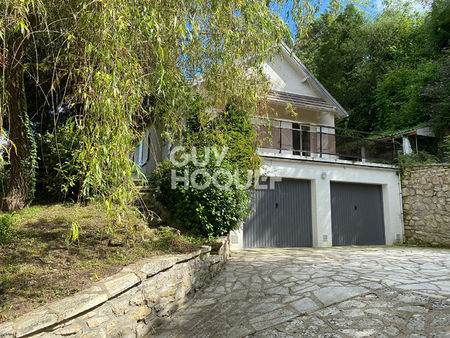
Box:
0 213 14 244
397 150 438 175
149 157 249 237
0 161 10 201
439 135 450 162
36 123 83 202
398 151 438 167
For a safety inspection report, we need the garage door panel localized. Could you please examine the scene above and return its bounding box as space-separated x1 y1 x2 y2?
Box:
331 182 385 246
245 189 274 248
244 178 312 248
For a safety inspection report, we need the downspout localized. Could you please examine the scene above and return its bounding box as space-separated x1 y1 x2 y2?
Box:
397 168 406 244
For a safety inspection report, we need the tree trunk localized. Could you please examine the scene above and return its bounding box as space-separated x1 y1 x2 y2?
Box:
4 65 32 211
3 29 33 211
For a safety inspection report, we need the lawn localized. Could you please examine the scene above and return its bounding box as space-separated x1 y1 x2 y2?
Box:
0 202 203 322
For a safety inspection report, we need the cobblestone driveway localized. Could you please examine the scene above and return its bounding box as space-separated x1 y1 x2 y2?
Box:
156 248 450 337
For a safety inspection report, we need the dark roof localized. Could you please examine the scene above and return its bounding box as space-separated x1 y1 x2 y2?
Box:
267 90 336 111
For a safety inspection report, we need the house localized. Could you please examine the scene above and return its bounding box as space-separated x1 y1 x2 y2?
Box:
134 43 404 249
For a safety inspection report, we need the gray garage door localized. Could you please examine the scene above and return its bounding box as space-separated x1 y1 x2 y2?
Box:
331 182 385 246
244 178 312 248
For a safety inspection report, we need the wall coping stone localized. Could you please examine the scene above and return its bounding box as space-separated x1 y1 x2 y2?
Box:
404 163 450 168
2 244 216 337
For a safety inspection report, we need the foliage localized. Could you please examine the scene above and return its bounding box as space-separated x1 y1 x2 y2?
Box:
397 150 438 173
0 162 10 200
23 111 38 203
0 201 202 321
0 212 14 244
36 122 83 202
420 52 450 138
421 0 450 55
438 135 450 162
184 97 261 175
296 0 450 138
0 0 382 227
375 60 440 131
149 158 249 238
150 226 204 253
296 4 376 131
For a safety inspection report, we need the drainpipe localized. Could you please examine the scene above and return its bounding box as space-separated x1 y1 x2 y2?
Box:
397 169 406 244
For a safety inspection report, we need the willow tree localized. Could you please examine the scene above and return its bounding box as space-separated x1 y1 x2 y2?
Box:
1 0 350 222
0 1 43 211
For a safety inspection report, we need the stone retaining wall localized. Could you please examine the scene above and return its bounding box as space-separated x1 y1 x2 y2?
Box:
0 236 230 337
402 164 450 247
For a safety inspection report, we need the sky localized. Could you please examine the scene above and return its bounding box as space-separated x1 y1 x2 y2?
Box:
372 0 431 13
275 0 431 36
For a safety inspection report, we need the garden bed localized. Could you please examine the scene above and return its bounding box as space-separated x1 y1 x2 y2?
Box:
0 202 203 322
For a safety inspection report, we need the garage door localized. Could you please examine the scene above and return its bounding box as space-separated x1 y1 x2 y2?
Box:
331 182 385 246
244 178 312 248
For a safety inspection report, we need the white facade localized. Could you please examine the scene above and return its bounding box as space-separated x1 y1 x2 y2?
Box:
230 44 403 249
263 53 322 98
230 158 404 249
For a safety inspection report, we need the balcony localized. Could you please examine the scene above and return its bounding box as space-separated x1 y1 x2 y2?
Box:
255 118 399 166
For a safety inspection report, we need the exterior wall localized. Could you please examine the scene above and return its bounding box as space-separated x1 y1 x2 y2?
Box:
268 102 335 127
0 238 230 338
263 53 322 98
402 164 450 247
133 124 170 176
230 158 403 249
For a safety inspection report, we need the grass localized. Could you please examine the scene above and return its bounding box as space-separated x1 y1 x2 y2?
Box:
0 202 203 322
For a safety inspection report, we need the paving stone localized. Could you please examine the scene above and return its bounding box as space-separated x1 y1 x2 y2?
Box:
327 316 354 328
354 318 383 328
337 300 366 309
266 286 290 295
397 305 428 313
316 307 340 317
313 286 368 306
364 308 389 317
398 283 440 291
228 325 254 337
407 314 426 331
342 309 365 317
381 326 400 336
339 328 378 337
302 325 320 337
276 318 305 335
250 308 298 331
290 298 319 313
430 313 450 328
248 302 283 313
395 293 429 304
250 328 295 337
154 248 450 337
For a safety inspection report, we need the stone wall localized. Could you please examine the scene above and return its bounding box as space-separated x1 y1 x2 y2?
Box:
0 236 230 337
402 164 450 247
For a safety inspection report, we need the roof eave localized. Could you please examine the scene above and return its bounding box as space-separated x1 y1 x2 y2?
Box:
280 42 349 118
267 97 338 114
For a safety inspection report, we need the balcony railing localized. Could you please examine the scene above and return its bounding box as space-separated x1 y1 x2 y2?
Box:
255 119 399 164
